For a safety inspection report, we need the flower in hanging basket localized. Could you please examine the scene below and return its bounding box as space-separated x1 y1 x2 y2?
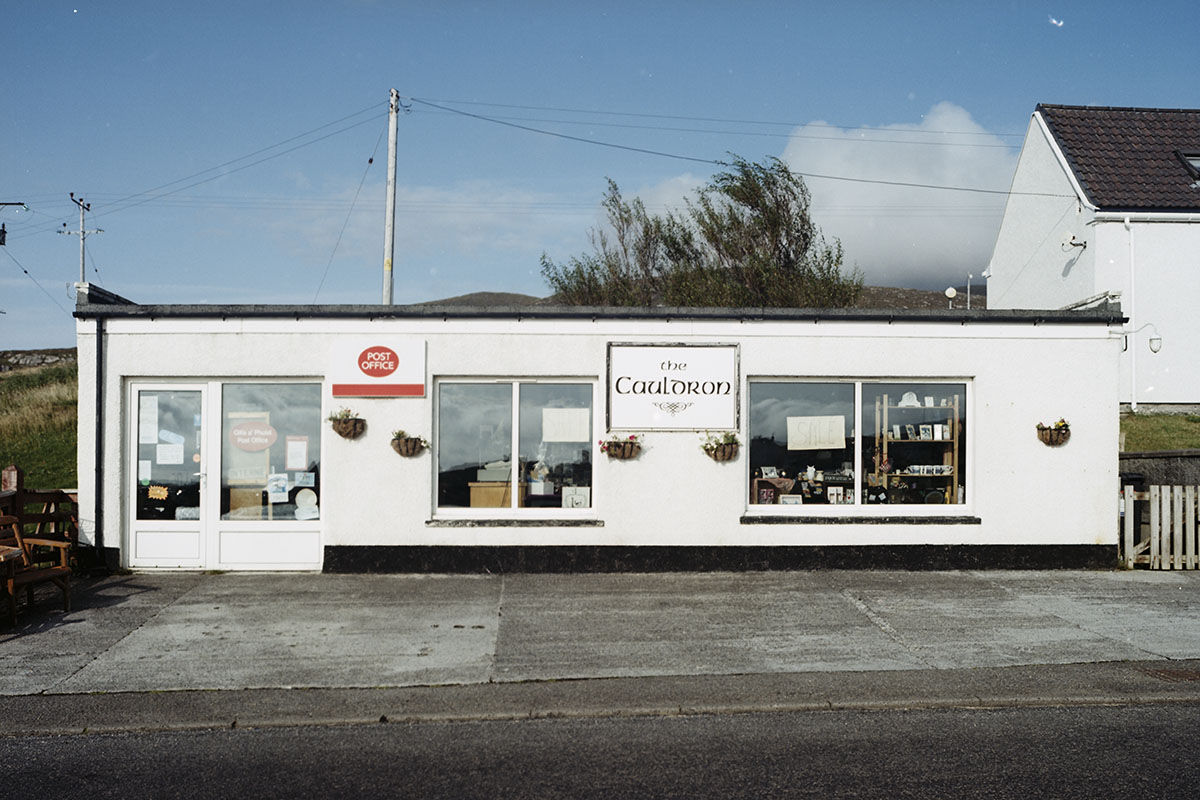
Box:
1036 418 1070 446
390 429 429 457
701 430 741 462
327 407 366 440
599 433 643 460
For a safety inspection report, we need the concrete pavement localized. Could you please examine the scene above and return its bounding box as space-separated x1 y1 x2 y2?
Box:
3 569 1200 733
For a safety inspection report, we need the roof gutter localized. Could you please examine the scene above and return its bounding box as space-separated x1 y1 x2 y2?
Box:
1092 211 1200 223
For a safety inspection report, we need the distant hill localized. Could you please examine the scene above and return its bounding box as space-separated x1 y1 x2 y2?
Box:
0 347 77 373
856 285 986 311
424 286 986 311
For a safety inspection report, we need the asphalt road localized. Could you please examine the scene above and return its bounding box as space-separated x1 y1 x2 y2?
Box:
5 702 1198 799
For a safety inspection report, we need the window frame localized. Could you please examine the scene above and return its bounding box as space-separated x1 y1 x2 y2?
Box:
433 377 599 518
745 377 971 517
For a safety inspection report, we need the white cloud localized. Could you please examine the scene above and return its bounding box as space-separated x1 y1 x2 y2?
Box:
780 102 1018 288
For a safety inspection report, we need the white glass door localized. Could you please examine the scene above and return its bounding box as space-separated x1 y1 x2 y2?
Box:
128 384 207 568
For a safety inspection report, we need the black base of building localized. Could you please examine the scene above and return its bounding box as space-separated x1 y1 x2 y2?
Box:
323 544 1119 573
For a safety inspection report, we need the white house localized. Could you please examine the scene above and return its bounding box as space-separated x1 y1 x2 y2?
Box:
986 104 1200 410
74 283 1124 572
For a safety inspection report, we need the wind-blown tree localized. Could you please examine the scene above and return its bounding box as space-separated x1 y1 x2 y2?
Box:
541 156 863 308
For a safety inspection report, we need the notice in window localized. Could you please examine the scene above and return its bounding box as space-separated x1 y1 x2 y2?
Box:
156 443 185 465
286 435 309 470
786 415 846 450
139 396 159 444
542 408 590 442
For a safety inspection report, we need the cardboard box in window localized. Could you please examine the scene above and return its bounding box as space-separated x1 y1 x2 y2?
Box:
562 487 590 509
476 467 511 481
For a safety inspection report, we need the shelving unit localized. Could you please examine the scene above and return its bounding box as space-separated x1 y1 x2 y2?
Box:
874 393 961 504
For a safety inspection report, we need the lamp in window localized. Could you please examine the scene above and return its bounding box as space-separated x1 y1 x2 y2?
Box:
1124 322 1162 354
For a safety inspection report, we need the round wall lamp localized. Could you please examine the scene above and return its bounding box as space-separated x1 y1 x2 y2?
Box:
1124 322 1162 353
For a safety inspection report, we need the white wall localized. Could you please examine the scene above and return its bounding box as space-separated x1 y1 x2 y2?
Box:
987 114 1200 405
77 314 1122 568
1093 220 1200 405
987 115 1096 311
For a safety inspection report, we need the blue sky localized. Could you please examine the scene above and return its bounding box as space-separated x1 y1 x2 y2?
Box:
3 1 1197 348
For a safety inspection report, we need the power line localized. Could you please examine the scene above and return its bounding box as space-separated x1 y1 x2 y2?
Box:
314 126 387 302
405 96 1026 139
1 248 70 314
407 97 1067 199
9 104 386 241
407 97 721 166
413 110 1017 148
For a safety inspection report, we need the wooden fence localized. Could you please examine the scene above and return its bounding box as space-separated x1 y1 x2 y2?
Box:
1122 485 1200 570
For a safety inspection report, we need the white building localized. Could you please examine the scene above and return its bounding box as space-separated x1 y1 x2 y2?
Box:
986 104 1200 409
75 284 1124 571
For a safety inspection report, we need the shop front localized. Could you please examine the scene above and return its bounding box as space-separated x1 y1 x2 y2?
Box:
75 285 1125 571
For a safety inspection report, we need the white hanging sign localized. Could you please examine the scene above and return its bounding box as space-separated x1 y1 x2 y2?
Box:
608 344 738 430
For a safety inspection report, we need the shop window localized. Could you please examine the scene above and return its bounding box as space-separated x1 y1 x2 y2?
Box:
221 383 322 521
749 382 856 506
438 382 592 510
861 382 965 506
749 380 967 507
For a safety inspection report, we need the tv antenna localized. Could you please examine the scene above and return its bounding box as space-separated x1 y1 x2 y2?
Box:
58 193 103 283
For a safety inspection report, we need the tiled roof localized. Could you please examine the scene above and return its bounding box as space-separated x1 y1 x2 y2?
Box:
1037 104 1200 211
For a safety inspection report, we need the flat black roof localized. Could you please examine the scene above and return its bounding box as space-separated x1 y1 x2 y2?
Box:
74 284 1124 326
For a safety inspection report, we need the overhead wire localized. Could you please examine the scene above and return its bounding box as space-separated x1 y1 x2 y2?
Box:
314 125 387 302
413 110 1017 148
9 103 386 241
1 248 70 314
405 96 1026 139
405 97 1068 199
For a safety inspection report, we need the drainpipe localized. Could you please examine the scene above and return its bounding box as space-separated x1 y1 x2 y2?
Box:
93 315 106 563
1126 217 1137 412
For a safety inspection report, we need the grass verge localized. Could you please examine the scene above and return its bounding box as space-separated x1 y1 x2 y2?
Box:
1121 413 1200 452
0 362 78 489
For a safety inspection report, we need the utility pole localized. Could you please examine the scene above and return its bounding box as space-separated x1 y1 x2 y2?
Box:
58 193 103 283
382 88 400 305
0 201 28 246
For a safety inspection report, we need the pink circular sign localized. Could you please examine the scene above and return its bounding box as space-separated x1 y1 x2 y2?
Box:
229 422 278 452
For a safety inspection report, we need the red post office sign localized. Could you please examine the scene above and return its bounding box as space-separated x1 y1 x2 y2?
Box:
330 339 425 397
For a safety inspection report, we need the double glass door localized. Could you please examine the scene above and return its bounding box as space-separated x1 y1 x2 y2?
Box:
127 382 323 570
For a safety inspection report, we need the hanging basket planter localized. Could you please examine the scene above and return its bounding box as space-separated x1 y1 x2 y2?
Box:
330 417 366 440
600 434 643 460
1036 423 1070 447
705 442 739 462
605 441 642 460
391 436 427 457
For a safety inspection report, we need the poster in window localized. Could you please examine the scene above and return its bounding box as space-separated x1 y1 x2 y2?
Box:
226 411 270 485
786 415 846 450
542 408 590 442
138 396 159 444
286 436 309 470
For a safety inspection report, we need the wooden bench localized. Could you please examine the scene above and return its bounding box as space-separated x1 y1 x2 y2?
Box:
1 514 71 627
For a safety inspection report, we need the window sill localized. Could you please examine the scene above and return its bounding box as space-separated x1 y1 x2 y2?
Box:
740 514 981 525
426 517 605 528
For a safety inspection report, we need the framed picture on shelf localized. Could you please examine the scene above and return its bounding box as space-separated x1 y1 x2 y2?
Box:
920 424 933 440
892 424 901 439
780 494 803 505
757 485 777 504
761 466 779 478
905 424 916 440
